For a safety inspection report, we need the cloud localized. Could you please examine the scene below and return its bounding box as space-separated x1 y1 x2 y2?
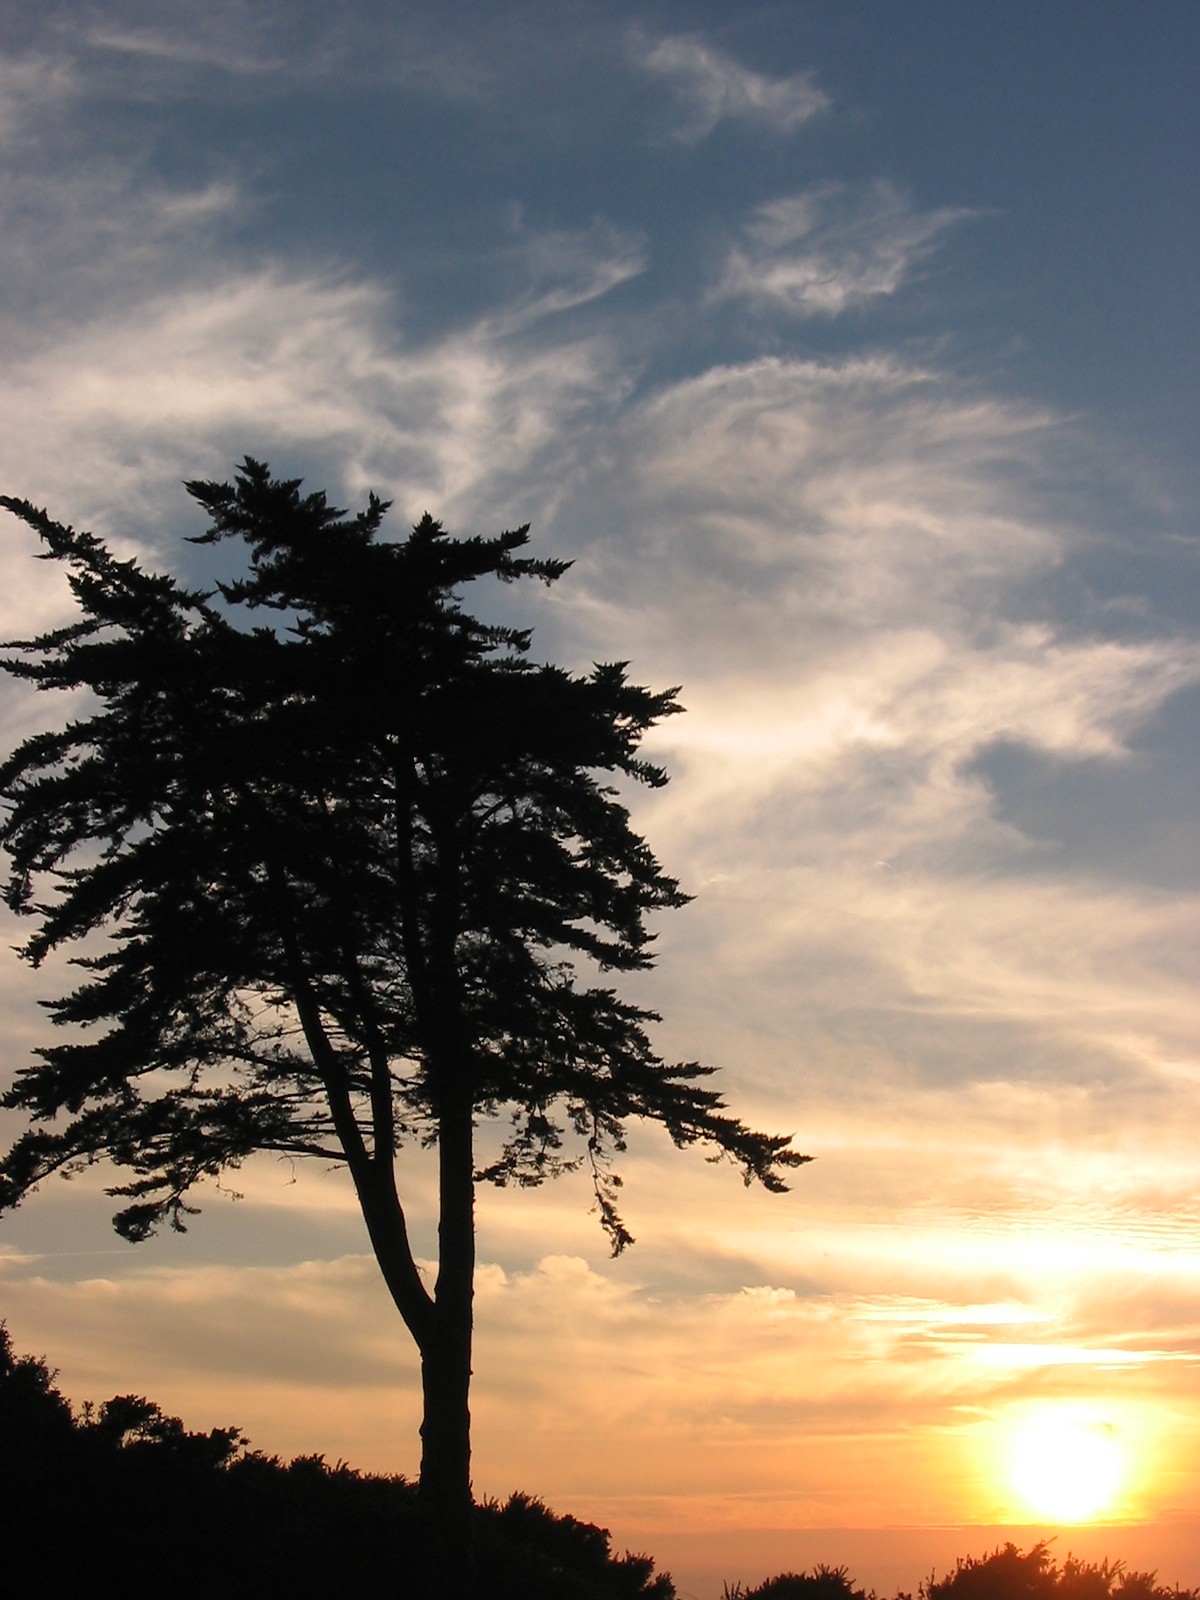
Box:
712 182 974 318
22 0 582 105
491 214 647 328
0 257 629 557
638 630 1200 873
2 1235 1193 1525
579 354 1067 641
0 167 247 328
577 345 1200 739
632 30 829 141
510 348 1200 1171
0 7 281 118
0 68 639 543
6 238 1194 1168
0 51 79 147
85 18 285 78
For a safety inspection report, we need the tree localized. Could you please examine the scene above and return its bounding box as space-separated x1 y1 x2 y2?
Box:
0 459 806 1592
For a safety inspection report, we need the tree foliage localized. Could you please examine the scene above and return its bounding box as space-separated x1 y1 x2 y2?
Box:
0 459 806 1570
0 460 801 1246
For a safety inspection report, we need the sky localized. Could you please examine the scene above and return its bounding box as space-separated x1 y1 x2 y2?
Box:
0 1 1197 1593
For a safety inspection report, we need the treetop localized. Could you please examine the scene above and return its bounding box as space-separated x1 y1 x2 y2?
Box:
0 460 806 1251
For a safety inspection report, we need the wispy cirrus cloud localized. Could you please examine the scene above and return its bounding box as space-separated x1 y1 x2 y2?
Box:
0 60 637 537
0 51 79 146
85 19 284 77
0 264 626 550
539 346 1200 1152
712 182 974 317
0 3 285 106
11 0 519 104
488 214 647 330
632 29 829 141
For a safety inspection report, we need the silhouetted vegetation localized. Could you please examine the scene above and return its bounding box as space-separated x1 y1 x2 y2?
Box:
0 1325 673 1598
921 1542 1198 1600
0 460 806 1593
724 1565 872 1600
722 1545 1199 1600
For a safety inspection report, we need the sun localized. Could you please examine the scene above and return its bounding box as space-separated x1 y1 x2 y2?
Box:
1006 1408 1125 1523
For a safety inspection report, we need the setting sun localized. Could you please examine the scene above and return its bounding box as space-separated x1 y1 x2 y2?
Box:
1007 1409 1125 1523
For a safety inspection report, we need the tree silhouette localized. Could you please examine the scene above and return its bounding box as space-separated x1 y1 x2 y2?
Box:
0 460 806 1593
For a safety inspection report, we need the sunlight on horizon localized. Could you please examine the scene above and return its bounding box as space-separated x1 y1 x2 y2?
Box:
1004 1406 1128 1524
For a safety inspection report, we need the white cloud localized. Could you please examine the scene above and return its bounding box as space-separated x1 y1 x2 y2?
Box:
85 14 286 78
0 261 627 556
41 0 555 103
633 630 1199 894
0 168 247 324
567 353 1079 663
633 30 829 141
713 182 973 317
492 215 647 328
509 348 1200 1168
0 51 78 147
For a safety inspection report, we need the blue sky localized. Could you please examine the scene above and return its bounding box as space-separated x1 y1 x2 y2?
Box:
0 4 1197 1593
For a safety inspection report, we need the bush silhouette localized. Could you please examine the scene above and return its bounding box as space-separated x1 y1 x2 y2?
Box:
725 1564 871 1600
923 1544 1197 1600
0 1325 674 1598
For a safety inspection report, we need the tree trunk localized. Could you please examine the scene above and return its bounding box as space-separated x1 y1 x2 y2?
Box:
419 1332 474 1595
419 1077 476 1598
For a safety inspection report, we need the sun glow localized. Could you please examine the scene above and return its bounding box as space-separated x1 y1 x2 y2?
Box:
1006 1407 1125 1523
